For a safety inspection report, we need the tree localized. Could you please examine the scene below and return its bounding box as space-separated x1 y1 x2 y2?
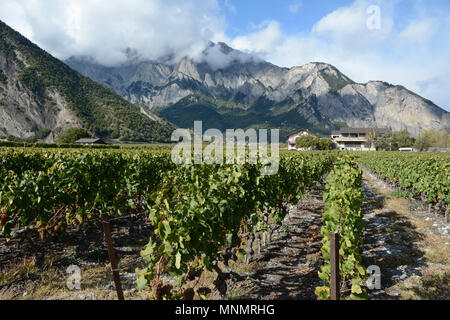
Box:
364 129 379 149
375 132 393 151
296 135 318 149
376 130 414 150
56 128 91 144
414 131 432 151
317 138 333 150
33 128 51 141
414 129 449 150
392 130 414 149
295 135 333 150
6 135 21 142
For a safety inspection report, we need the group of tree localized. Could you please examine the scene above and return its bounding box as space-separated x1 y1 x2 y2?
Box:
4 128 51 143
294 129 448 152
3 127 94 145
56 128 91 144
375 129 449 151
414 129 449 151
375 130 415 151
296 135 333 150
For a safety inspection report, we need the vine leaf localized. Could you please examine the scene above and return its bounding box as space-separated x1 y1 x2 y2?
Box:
175 252 181 269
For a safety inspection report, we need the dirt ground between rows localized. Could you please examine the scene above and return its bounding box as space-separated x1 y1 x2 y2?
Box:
224 168 449 300
0 168 448 300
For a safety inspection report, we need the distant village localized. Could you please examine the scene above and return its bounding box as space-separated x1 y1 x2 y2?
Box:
287 127 449 152
1 126 448 152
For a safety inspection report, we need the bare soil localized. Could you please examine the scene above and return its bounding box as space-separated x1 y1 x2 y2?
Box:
0 217 152 300
361 169 449 300
223 191 325 300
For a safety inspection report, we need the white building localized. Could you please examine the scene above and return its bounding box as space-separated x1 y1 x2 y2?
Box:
331 128 389 151
286 129 318 151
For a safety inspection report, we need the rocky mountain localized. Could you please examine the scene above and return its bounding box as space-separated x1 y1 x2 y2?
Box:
67 42 449 138
0 20 175 142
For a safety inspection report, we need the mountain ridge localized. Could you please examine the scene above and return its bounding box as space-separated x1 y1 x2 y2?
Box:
66 44 449 137
0 20 175 142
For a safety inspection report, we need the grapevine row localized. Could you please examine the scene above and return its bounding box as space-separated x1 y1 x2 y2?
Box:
357 152 449 215
0 149 174 238
136 152 336 298
316 155 367 300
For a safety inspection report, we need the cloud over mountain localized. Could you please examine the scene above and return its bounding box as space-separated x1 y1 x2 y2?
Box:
0 0 225 66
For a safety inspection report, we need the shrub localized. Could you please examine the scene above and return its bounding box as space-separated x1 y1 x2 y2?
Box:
56 128 91 144
296 136 332 150
296 135 318 149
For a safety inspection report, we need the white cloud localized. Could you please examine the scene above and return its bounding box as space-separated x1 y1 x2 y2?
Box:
0 0 225 66
198 43 258 71
312 0 394 51
231 21 284 53
398 19 438 43
289 2 302 14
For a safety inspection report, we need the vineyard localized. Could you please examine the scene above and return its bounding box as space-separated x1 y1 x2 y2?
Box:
358 152 449 220
0 148 449 300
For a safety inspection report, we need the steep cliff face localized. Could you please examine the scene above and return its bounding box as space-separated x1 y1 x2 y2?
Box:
67 42 449 136
0 20 175 142
352 81 449 136
0 50 82 139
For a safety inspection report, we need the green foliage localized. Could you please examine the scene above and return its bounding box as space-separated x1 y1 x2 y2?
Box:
376 130 414 151
375 131 393 151
414 129 449 151
0 32 16 61
56 128 91 144
135 151 336 297
358 151 450 207
19 67 46 101
0 149 174 238
5 135 19 142
0 148 336 300
0 20 174 142
159 93 339 140
316 155 368 300
0 140 119 149
413 137 428 152
296 135 318 149
317 138 333 150
7 128 52 143
296 135 333 150
33 128 51 141
319 69 354 92
391 189 411 199
333 122 349 129
392 130 415 148
363 129 379 149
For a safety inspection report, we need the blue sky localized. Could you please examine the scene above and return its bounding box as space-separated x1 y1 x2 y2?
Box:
222 0 450 37
222 0 358 36
0 0 449 110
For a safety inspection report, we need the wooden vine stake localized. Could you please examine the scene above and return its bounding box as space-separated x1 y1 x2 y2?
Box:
330 233 340 300
101 213 125 300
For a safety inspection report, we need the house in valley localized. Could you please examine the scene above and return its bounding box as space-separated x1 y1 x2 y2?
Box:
286 129 318 151
331 128 389 151
75 138 107 145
